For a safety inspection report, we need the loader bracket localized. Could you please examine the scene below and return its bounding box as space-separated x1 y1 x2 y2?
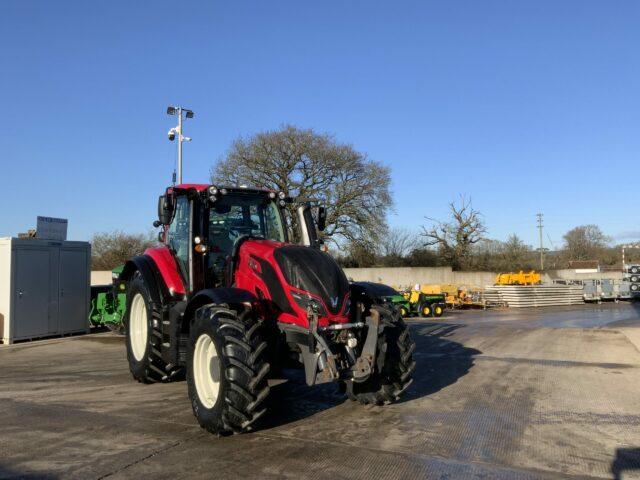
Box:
290 308 340 386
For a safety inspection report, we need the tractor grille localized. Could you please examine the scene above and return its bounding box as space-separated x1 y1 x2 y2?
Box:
274 246 349 315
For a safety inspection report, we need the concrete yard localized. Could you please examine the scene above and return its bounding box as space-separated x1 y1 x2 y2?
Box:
1 303 640 479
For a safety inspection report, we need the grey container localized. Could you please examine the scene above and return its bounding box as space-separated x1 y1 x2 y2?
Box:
0 237 90 344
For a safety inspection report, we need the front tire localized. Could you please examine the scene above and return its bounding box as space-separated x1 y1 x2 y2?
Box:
187 305 270 435
346 306 416 405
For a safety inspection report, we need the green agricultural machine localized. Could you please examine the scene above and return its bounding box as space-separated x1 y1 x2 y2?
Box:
391 291 446 318
89 265 127 332
352 282 445 318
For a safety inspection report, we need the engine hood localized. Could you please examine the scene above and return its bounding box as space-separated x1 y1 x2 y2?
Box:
273 245 349 315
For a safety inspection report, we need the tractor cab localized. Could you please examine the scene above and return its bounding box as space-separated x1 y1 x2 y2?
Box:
155 184 323 294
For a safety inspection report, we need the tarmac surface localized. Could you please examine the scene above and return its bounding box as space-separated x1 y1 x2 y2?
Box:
1 302 640 479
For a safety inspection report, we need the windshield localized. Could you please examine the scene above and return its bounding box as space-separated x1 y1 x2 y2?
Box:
209 194 285 242
208 194 285 282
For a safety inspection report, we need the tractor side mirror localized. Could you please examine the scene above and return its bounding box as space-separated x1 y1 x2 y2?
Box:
316 206 327 232
157 194 174 225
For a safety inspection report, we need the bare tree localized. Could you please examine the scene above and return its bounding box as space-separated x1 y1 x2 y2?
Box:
421 196 486 270
91 231 156 270
376 227 419 267
211 125 392 245
562 225 611 261
380 227 419 258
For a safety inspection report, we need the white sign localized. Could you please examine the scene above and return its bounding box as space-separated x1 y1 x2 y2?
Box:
37 216 68 241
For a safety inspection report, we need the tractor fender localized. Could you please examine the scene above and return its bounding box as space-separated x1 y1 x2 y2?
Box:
119 255 171 306
143 246 186 296
182 288 258 329
350 281 399 305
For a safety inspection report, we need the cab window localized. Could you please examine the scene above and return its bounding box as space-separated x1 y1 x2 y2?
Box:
208 195 285 282
166 196 191 281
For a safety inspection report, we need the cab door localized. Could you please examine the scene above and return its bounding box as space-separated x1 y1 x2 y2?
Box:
166 195 193 291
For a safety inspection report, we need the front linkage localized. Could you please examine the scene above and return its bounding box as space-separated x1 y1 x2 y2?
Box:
289 302 416 405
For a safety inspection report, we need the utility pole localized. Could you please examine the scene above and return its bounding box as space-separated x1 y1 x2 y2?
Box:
537 213 544 271
177 108 183 183
166 106 194 184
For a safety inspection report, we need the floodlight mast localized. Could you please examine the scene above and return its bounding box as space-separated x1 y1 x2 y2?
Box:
167 106 194 184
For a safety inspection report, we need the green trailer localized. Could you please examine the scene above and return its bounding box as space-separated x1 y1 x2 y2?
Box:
89 265 127 332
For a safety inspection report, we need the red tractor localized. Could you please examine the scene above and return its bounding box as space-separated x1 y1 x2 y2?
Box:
120 183 415 435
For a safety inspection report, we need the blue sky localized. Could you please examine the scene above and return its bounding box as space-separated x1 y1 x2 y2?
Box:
1 1 638 248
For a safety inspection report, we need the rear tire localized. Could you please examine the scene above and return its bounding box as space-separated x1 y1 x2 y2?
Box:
346 306 416 405
419 303 431 317
187 305 270 435
432 303 444 318
124 274 169 383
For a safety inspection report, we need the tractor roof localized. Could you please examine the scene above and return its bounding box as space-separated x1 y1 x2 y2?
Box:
173 183 208 192
169 184 277 195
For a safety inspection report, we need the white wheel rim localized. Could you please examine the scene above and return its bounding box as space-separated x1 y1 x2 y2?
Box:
130 293 148 361
193 334 221 409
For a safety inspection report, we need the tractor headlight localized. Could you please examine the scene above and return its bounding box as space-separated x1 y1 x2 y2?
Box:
290 291 327 316
268 191 276 199
208 186 218 203
278 191 286 199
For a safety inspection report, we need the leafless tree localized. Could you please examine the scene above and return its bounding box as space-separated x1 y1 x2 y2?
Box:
380 227 419 258
211 125 392 245
421 196 486 270
562 224 611 260
91 231 156 270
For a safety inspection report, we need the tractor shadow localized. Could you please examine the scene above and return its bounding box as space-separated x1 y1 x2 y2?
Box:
0 465 57 479
258 321 478 429
397 321 480 403
611 447 640 480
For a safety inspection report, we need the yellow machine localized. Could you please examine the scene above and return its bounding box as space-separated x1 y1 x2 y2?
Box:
407 284 463 308
403 283 489 309
494 271 540 286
